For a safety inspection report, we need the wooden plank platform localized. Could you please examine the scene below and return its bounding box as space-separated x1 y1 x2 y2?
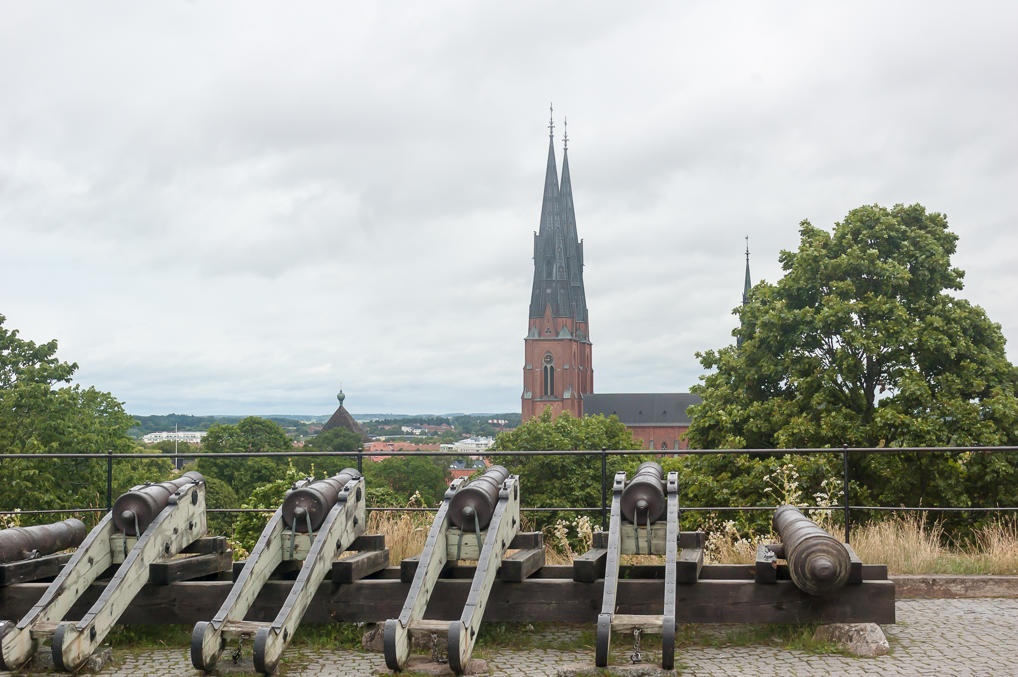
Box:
611 614 664 634
0 552 72 586
0 573 895 626
149 550 233 585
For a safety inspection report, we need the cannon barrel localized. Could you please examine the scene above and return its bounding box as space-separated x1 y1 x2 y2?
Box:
772 505 851 596
0 518 88 563
621 461 667 525
112 471 204 536
281 468 361 532
448 465 510 532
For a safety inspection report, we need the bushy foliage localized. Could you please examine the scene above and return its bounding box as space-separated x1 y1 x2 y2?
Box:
233 463 309 552
195 417 292 497
0 314 168 521
685 204 1018 531
363 456 448 506
494 407 644 530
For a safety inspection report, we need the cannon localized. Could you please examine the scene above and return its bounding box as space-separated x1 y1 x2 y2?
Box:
448 465 509 531
0 472 206 672
595 463 695 670
113 473 203 535
771 505 851 596
0 518 87 564
384 467 533 674
192 470 379 674
620 461 667 525
281 469 359 532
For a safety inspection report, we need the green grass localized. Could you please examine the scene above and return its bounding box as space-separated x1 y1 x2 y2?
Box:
100 620 851 659
674 623 847 655
106 624 192 648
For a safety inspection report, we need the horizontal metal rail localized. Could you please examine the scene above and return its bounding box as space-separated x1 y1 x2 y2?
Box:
3 447 1018 544
2 445 1016 460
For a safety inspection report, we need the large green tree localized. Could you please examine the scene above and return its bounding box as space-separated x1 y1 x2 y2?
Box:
686 204 1018 514
494 407 642 531
0 314 164 520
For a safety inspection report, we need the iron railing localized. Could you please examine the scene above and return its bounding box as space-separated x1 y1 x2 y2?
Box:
2 445 1017 543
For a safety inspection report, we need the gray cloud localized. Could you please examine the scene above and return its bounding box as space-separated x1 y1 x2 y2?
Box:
1 1 1016 415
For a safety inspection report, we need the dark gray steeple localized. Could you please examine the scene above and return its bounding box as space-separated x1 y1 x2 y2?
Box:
738 237 751 348
743 236 751 305
529 110 589 323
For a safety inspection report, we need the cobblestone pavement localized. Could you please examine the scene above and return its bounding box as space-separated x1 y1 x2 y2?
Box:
3 599 1016 676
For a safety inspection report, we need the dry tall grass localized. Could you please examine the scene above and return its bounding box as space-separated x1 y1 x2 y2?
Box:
367 508 431 564
696 512 1018 575
365 505 1018 575
851 513 1018 575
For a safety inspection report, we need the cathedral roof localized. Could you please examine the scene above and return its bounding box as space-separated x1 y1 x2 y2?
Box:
582 393 702 426
529 118 589 322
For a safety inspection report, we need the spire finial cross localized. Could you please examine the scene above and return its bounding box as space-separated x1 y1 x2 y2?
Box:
548 102 554 139
745 235 750 260
563 116 568 151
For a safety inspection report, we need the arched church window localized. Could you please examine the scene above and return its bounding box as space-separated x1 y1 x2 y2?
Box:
543 353 555 397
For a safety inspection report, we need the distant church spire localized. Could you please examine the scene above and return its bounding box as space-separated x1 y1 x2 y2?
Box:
523 111 593 421
529 109 587 322
743 236 751 305
738 237 751 348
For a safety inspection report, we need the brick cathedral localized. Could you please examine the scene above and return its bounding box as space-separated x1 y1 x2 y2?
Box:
521 116 593 420
521 114 704 451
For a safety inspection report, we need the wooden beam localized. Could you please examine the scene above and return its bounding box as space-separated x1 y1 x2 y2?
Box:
497 548 545 583
572 549 607 583
350 534 385 552
509 532 544 549
677 547 703 585
149 551 233 585
0 553 71 587
0 578 895 625
181 537 228 556
332 549 390 584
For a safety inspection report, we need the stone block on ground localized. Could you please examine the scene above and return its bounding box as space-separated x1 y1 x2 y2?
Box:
813 622 890 657
374 656 488 675
361 623 384 652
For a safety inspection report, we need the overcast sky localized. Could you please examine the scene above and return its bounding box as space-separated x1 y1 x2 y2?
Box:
2 2 1016 416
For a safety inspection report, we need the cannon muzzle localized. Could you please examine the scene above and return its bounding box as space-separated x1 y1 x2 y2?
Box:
772 505 851 596
281 469 360 532
448 465 510 532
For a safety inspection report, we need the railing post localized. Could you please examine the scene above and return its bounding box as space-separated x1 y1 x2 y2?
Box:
601 446 608 531
842 444 850 543
106 449 113 512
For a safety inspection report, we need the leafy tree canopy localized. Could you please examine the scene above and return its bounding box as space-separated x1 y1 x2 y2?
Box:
0 314 149 518
196 417 293 497
688 203 1018 450
685 204 1018 515
494 407 643 530
363 456 448 507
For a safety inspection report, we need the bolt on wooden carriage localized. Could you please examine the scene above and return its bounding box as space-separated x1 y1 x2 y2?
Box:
0 464 893 674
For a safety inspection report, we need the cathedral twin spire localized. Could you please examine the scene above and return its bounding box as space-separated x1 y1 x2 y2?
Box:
529 107 588 324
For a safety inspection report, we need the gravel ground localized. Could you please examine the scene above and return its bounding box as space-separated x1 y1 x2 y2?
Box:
3 599 1016 676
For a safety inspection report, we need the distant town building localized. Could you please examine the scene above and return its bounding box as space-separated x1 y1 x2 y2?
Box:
441 436 495 454
320 389 367 439
364 441 441 453
141 431 206 445
448 457 490 480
